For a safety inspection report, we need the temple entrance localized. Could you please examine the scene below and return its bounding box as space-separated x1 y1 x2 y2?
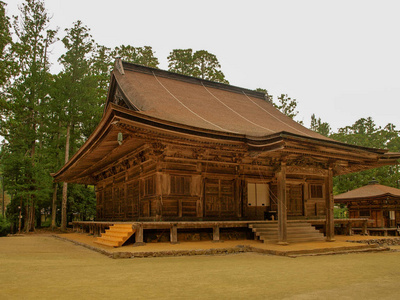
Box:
383 210 396 227
246 183 269 219
204 179 235 218
270 183 304 217
287 184 304 216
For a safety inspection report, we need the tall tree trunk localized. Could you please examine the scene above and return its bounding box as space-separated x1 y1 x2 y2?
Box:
51 120 62 230
24 200 29 232
61 123 71 232
29 197 35 231
18 197 22 234
25 195 35 232
51 182 58 230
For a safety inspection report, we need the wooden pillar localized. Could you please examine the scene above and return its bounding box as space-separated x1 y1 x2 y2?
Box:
170 224 178 244
325 166 335 242
155 172 162 221
133 223 145 246
362 220 368 236
213 225 220 242
346 221 353 236
95 224 101 237
277 161 288 245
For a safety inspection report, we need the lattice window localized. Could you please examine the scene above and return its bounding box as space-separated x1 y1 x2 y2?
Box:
310 184 323 199
170 175 191 195
143 176 155 196
359 210 371 217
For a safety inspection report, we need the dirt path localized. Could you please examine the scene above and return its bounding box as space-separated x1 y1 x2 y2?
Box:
1 234 399 299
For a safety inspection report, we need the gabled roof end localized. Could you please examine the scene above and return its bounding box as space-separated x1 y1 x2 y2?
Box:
115 58 125 75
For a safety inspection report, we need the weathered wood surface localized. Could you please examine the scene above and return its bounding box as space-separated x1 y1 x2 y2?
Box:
277 162 287 244
325 166 335 241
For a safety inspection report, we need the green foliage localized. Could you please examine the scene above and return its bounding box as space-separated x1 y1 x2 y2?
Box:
330 118 400 194
310 114 331 137
0 1 13 89
40 217 52 228
167 49 195 76
334 205 348 219
0 215 10 236
275 94 299 120
168 49 228 83
112 45 159 68
57 20 104 144
68 184 96 221
255 90 301 123
192 50 228 83
0 0 57 231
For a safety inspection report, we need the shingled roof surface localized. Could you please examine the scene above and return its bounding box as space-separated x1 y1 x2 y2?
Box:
113 62 331 140
335 183 400 200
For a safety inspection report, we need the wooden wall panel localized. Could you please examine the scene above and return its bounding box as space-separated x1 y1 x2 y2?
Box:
182 200 197 217
287 184 303 216
204 179 235 218
162 199 179 217
96 189 104 219
126 180 139 218
104 186 113 219
140 201 150 217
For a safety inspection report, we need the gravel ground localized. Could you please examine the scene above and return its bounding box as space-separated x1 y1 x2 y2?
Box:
1 234 400 299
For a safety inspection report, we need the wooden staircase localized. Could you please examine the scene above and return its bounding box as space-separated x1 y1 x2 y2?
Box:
94 224 136 247
249 221 325 244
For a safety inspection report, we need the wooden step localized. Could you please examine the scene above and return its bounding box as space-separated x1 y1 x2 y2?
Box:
104 231 132 238
94 238 120 247
250 221 325 244
94 224 136 248
250 222 311 229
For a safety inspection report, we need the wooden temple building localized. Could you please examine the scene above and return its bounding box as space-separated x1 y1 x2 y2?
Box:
52 59 400 245
335 181 400 235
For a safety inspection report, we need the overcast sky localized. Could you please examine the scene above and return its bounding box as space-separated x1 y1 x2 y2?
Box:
4 0 400 132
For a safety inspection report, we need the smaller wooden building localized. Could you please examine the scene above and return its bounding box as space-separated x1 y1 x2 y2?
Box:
335 181 400 230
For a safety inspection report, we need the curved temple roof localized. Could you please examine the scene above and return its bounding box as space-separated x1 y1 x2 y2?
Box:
52 60 400 184
112 60 330 139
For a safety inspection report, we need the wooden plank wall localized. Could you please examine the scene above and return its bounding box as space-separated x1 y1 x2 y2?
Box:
95 149 329 221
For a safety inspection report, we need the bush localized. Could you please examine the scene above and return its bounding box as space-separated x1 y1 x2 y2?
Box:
0 216 11 236
40 218 52 228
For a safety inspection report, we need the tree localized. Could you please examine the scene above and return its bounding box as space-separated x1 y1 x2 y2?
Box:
0 0 56 232
275 94 299 120
0 1 13 89
57 20 99 231
167 48 195 76
168 49 228 83
112 45 159 68
330 118 400 194
192 50 228 83
310 114 331 137
254 90 301 122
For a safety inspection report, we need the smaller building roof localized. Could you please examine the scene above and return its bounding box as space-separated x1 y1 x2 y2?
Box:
335 181 400 201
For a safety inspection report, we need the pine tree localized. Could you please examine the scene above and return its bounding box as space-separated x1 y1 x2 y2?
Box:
0 0 56 231
112 45 159 68
168 49 228 83
56 20 100 230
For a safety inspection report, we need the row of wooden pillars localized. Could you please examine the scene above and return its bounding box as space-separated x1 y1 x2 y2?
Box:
133 224 222 245
276 162 335 244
